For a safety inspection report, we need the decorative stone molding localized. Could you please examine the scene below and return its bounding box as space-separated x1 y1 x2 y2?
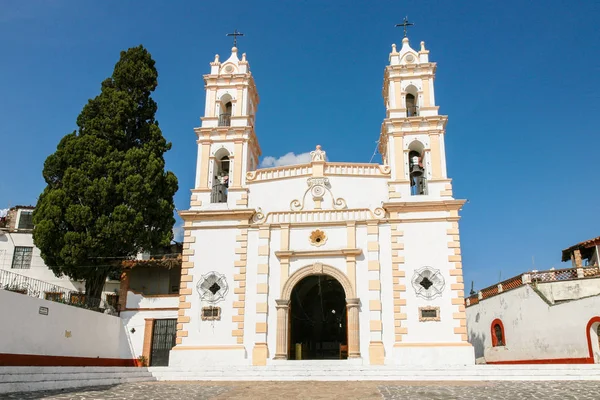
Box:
290 177 346 211
312 262 324 274
391 223 407 342
275 248 362 260
250 208 386 226
411 267 445 300
201 306 221 321
309 230 327 247
418 306 440 322
280 264 355 300
275 264 361 359
196 272 229 304
310 145 326 162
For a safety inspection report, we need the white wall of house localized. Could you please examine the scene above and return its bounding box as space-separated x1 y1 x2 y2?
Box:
0 290 133 361
120 308 179 360
0 231 120 299
129 267 181 295
466 280 600 363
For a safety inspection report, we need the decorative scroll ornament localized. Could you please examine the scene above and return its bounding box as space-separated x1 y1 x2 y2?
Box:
197 271 229 304
378 165 391 174
411 267 445 300
252 207 266 224
373 207 387 219
310 145 326 162
290 177 347 211
246 170 258 181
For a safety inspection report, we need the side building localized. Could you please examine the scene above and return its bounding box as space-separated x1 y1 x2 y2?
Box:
466 235 600 364
0 205 120 306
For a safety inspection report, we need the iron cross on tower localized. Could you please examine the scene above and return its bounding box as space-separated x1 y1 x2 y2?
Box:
395 17 414 38
226 29 244 47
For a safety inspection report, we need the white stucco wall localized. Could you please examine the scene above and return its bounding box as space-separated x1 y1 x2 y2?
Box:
0 290 133 360
0 231 120 299
120 309 178 359
466 281 600 363
247 175 389 213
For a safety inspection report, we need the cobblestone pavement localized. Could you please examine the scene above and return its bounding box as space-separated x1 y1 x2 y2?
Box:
2 381 600 400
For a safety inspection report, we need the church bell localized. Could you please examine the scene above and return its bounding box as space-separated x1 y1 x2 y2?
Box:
409 153 424 178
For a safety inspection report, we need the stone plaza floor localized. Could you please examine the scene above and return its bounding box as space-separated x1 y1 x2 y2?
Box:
2 381 600 400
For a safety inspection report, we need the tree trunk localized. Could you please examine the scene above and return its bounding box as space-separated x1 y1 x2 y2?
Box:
84 269 110 306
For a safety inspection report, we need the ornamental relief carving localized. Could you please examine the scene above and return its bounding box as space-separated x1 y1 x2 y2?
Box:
290 177 347 211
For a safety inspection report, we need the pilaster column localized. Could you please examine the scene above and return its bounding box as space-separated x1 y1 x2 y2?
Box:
274 299 290 360
118 270 130 311
346 298 361 358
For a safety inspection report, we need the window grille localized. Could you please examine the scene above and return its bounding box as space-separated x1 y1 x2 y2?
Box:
418 306 440 322
106 294 119 309
70 293 86 305
201 306 221 321
17 211 34 230
45 292 64 302
11 247 33 269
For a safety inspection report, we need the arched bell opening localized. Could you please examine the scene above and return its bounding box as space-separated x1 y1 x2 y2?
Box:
211 148 230 203
289 275 348 360
408 140 427 196
218 94 233 127
405 85 419 117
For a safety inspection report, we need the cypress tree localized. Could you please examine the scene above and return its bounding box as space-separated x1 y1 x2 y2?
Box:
33 45 178 300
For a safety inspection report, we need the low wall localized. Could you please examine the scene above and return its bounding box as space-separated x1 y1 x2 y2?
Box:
0 290 135 366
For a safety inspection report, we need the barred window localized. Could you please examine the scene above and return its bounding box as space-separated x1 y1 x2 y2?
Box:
11 247 33 269
201 306 221 321
17 211 34 230
45 292 64 302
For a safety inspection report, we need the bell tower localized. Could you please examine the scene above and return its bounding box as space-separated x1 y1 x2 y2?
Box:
190 45 261 209
379 36 453 200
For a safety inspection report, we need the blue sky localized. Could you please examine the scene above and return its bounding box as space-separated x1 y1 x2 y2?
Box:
1 0 598 290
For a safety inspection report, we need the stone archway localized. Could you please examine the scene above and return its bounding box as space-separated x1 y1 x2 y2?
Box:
274 263 360 360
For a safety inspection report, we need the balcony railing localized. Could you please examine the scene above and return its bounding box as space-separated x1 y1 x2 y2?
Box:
211 183 228 203
407 106 419 117
465 266 600 307
410 177 428 196
0 269 118 315
218 113 231 127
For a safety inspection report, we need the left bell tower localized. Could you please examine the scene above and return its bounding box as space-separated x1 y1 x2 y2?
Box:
190 46 261 209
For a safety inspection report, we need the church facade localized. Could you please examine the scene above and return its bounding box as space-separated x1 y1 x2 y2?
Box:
172 35 474 367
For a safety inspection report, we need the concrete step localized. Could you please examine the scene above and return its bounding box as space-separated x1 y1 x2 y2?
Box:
0 367 155 394
0 366 148 374
0 370 153 383
149 364 600 381
0 376 151 394
152 375 600 382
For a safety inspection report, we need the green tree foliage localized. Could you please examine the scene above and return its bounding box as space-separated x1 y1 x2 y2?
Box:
33 45 178 300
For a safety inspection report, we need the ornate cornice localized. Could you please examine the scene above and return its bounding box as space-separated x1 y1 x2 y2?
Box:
275 248 362 260
179 209 255 222
382 200 466 213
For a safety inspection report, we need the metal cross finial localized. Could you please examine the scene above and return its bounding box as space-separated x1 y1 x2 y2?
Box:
395 17 414 38
226 29 244 47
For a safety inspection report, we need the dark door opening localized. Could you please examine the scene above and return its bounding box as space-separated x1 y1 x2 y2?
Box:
290 274 347 360
150 319 177 366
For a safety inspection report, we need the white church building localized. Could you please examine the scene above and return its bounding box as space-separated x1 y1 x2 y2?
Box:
169 34 473 367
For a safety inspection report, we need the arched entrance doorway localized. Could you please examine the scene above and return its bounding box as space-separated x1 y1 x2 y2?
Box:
274 263 360 360
290 275 347 359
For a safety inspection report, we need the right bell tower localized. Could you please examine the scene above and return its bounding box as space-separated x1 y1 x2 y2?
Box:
379 35 452 200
